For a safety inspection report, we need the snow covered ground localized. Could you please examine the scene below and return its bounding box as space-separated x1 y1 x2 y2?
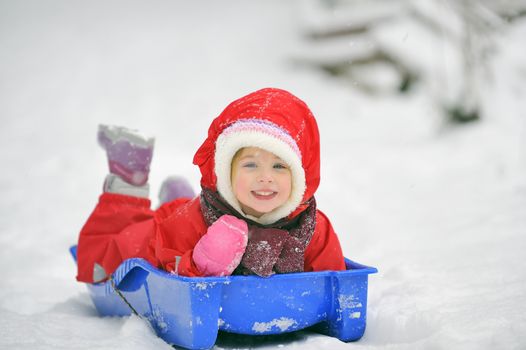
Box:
1 1 525 349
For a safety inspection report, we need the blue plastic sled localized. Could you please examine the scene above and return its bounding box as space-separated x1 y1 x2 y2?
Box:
71 245 377 349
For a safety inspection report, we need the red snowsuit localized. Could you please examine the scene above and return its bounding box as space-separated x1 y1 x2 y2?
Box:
76 88 346 283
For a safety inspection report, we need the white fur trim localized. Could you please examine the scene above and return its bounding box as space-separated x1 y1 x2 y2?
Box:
215 130 306 225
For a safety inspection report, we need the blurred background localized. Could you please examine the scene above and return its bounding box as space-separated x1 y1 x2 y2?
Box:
0 1 525 349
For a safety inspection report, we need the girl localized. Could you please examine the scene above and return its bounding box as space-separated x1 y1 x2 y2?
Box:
76 88 345 283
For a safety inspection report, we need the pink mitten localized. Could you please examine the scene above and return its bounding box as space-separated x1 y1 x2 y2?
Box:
193 215 248 276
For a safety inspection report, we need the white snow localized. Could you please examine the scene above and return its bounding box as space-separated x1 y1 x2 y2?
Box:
338 295 363 310
252 318 298 333
1 1 525 349
350 312 361 319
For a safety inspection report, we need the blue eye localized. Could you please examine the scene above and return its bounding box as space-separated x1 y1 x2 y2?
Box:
273 163 288 170
243 162 257 168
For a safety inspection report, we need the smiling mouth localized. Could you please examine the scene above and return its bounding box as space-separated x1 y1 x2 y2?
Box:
251 191 278 200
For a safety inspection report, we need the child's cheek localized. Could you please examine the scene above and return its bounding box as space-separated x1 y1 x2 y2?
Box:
236 177 250 197
232 172 249 200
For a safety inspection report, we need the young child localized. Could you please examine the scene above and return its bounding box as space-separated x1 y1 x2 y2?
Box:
76 88 345 283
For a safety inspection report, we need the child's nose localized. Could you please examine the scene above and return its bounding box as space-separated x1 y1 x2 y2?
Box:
257 169 273 183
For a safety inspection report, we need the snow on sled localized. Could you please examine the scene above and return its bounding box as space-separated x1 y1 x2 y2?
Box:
70 245 377 350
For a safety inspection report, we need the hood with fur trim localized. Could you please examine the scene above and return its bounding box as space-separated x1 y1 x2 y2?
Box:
193 88 321 224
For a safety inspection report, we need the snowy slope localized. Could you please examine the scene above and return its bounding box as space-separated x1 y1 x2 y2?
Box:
0 1 525 349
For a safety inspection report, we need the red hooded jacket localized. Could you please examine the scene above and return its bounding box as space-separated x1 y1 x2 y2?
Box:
76 88 345 283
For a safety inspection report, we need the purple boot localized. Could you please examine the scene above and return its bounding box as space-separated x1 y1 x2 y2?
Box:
98 124 155 186
158 176 195 204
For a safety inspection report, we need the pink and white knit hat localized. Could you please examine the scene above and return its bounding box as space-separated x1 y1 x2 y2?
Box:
214 119 306 225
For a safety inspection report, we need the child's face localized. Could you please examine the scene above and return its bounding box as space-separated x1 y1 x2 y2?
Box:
231 147 292 218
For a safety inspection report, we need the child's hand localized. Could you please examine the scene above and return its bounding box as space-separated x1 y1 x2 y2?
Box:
192 215 248 276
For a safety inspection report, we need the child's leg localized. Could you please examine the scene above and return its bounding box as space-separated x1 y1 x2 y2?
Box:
77 193 155 283
77 125 156 283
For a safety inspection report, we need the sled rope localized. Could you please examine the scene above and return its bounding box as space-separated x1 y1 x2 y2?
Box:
110 276 141 317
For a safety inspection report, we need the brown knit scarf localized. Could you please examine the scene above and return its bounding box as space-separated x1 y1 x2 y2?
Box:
200 188 316 277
